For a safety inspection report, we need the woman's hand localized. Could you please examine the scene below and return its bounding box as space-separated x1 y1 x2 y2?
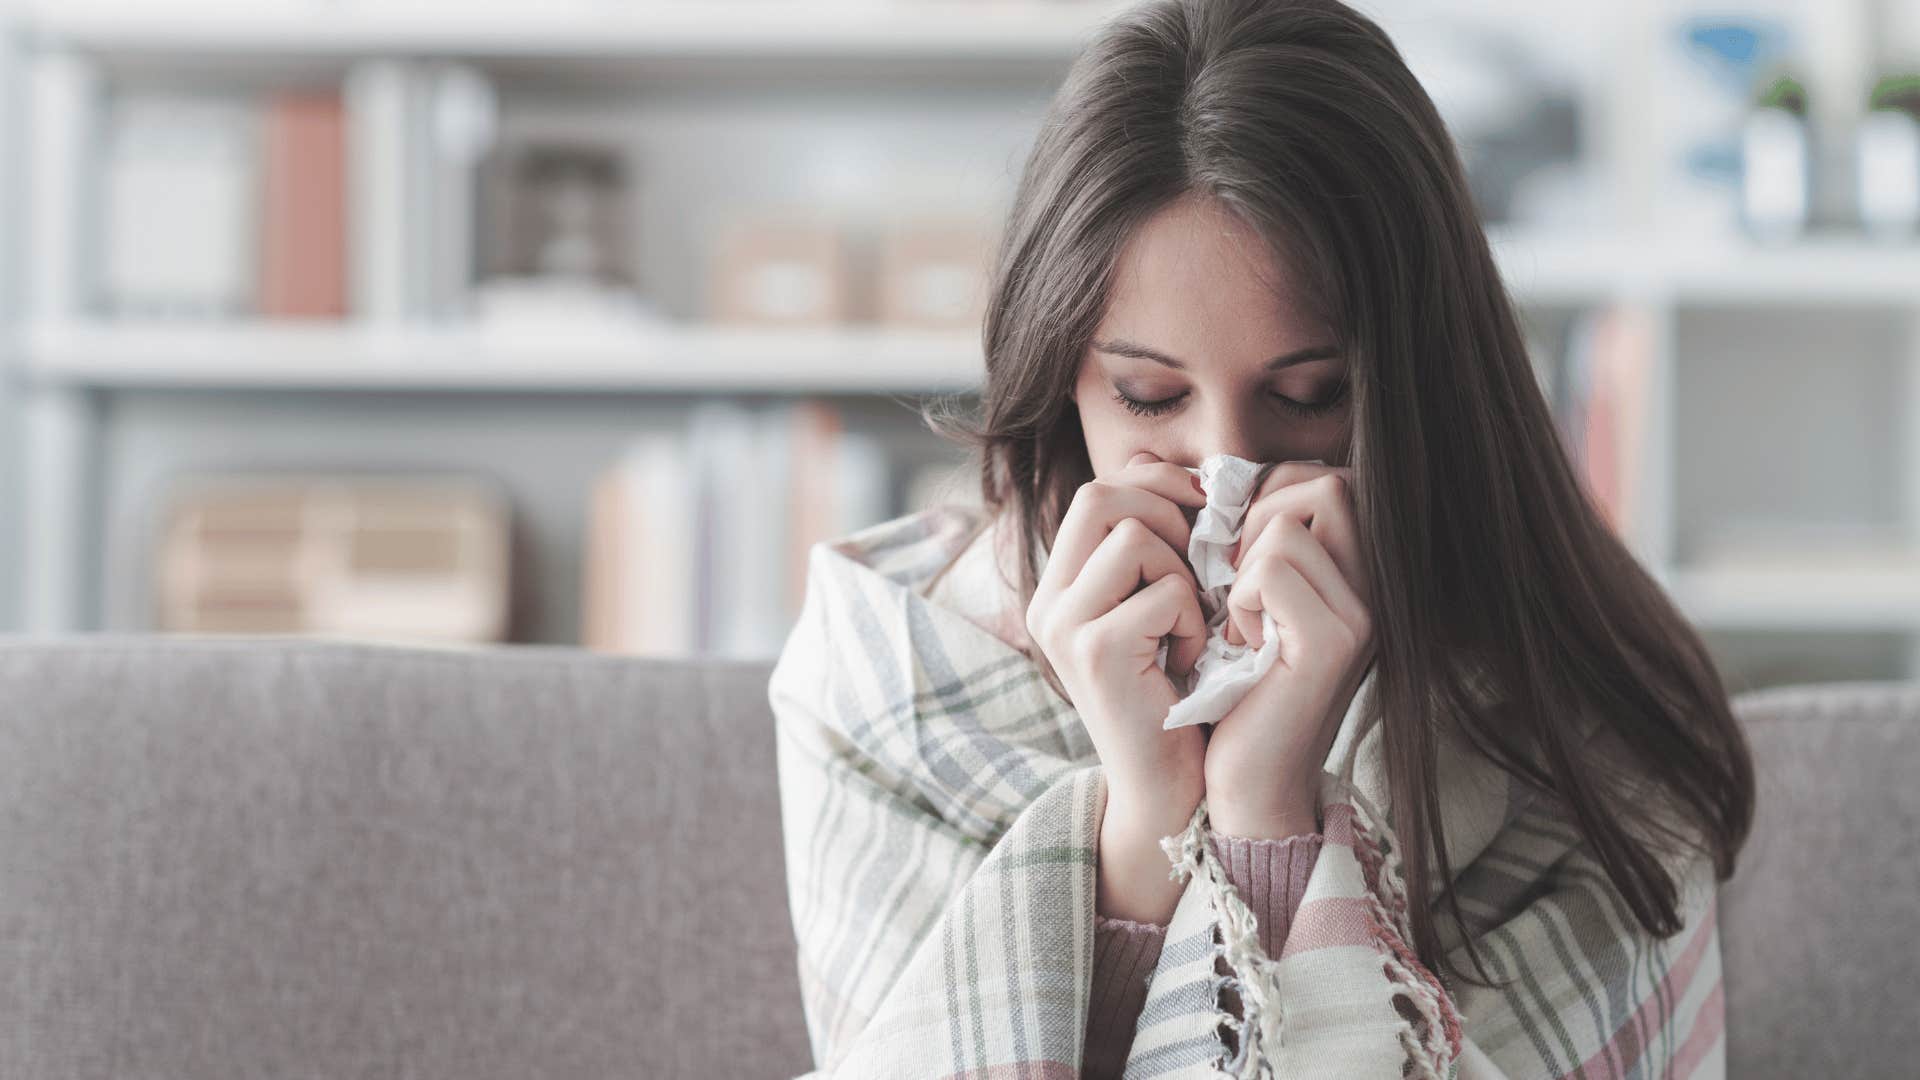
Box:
1026 450 1211 833
1202 462 1376 839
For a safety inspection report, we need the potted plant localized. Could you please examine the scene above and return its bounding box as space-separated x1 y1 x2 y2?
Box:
1741 72 1810 241
1858 73 1920 240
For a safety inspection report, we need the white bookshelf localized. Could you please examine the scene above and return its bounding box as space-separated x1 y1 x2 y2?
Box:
7 0 1920 686
21 322 987 392
1667 564 1920 632
1486 226 1920 306
21 1 1124 62
20 231 1919 390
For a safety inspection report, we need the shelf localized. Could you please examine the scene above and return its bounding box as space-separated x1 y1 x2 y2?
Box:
1666 562 1920 631
1488 227 1920 306
21 222 1920 393
18 321 986 393
23 1 1123 63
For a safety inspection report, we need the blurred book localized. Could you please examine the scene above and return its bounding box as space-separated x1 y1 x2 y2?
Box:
582 399 894 659
1563 304 1652 545
102 82 359 321
155 474 512 643
259 89 348 318
344 60 416 322
421 61 497 321
583 429 692 656
100 93 258 317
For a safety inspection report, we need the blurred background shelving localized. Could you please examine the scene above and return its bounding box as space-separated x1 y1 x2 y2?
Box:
3 0 1920 693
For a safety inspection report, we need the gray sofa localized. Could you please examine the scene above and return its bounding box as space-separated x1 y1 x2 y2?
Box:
0 635 1910 1078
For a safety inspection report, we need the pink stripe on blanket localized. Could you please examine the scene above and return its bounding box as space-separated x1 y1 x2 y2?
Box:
1277 895 1377 958
1671 980 1726 1080
1320 801 1358 845
1270 801 1370 959
1569 901 1721 1079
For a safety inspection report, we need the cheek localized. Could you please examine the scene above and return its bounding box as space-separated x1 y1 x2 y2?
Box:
1075 411 1135 478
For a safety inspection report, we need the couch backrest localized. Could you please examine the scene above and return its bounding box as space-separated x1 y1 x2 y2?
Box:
0 636 812 1080
0 635 1908 1079
1717 679 1919 1080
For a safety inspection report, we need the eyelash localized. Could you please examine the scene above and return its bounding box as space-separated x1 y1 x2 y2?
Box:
1110 382 1350 420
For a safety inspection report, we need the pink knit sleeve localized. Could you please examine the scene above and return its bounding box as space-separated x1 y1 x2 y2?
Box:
1205 829 1325 957
1082 829 1324 1078
1083 914 1169 1079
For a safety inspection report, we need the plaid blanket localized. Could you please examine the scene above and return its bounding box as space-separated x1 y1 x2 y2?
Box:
769 503 1726 1079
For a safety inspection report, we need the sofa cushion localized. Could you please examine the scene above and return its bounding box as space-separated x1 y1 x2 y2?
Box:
1720 679 1920 1079
0 635 809 1079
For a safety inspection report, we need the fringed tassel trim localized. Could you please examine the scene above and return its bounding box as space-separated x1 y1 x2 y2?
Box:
1159 783 1466 1080
1159 799 1290 1079
1340 778 1466 1077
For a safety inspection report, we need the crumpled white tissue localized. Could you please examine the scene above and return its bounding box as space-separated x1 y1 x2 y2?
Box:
1152 453 1318 731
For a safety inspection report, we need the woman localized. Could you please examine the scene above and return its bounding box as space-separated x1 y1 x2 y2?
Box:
768 0 1753 1076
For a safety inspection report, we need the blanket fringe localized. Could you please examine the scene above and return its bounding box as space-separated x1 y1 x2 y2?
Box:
1159 799 1287 1078
1341 778 1466 1074
1159 780 1464 1079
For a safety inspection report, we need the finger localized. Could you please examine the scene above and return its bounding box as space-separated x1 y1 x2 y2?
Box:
1254 458 1334 498
1223 552 1344 663
1035 482 1194 605
1237 464 1348 554
1052 516 1198 632
1118 452 1208 511
1235 469 1367 608
1235 511 1370 640
1230 461 1322 564
1168 613 1207 680
1084 571 1207 678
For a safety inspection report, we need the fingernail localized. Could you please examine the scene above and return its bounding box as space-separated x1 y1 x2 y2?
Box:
1190 475 1204 494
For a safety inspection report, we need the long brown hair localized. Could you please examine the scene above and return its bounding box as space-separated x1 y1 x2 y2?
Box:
922 0 1754 990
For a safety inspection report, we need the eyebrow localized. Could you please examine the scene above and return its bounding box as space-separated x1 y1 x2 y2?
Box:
1091 337 1342 371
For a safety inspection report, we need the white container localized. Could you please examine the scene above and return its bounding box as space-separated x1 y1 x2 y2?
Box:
1857 109 1920 240
1741 107 1809 241
1649 8 1802 241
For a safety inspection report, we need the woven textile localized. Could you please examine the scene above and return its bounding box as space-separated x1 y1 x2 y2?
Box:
768 502 1725 1079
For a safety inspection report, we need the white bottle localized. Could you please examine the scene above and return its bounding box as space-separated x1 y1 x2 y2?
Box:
1742 106 1810 241
1857 109 1920 241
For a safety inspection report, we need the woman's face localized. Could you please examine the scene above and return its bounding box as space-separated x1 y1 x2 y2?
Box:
1072 193 1351 476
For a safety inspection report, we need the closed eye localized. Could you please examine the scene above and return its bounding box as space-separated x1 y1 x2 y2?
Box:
1110 383 1348 420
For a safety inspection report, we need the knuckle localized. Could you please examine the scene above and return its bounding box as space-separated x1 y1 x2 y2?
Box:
1066 480 1101 519
1070 626 1115 669
1026 614 1051 654
1110 515 1150 546
1268 462 1311 488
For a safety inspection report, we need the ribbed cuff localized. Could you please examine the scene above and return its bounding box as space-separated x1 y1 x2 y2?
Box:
1084 914 1168 1079
1205 829 1325 957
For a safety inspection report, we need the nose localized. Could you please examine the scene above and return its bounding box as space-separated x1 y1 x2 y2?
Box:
1159 394 1295 470
1190 430 1269 470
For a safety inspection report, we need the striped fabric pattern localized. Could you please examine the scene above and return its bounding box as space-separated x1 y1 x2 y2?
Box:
767 502 1726 1079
